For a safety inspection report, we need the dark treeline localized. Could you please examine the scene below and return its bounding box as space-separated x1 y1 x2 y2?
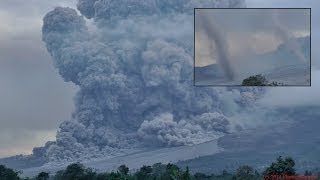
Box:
242 74 284 86
1 156 320 180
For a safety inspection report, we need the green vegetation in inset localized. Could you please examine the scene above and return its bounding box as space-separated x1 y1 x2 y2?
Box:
242 74 284 86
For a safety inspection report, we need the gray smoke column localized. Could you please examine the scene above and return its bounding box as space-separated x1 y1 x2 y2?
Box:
37 0 260 162
197 10 235 80
271 9 307 64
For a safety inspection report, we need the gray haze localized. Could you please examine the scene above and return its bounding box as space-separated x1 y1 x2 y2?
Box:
195 8 310 67
0 0 77 158
246 0 320 107
246 0 319 69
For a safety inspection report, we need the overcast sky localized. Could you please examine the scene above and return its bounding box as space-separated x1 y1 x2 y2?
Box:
0 0 318 158
0 0 77 158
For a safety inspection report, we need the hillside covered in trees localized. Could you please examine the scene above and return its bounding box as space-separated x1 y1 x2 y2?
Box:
1 156 319 180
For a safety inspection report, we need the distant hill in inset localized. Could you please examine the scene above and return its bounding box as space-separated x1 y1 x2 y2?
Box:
195 64 226 82
195 36 310 86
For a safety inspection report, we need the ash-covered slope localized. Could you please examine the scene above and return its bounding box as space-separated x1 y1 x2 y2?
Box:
177 106 320 173
20 106 320 177
1 0 258 170
195 64 227 83
21 139 222 177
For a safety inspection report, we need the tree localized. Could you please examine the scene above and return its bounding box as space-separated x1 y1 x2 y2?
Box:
234 165 256 180
182 166 191 180
269 81 283 86
167 163 181 180
107 172 122 180
0 164 20 180
151 163 166 177
53 170 64 180
118 164 129 176
53 162 96 180
135 165 153 180
263 156 296 176
194 172 211 180
242 74 268 86
140 165 153 175
242 74 283 86
36 172 49 180
62 163 86 179
154 164 182 180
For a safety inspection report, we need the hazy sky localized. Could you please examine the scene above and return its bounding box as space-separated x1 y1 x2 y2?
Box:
0 0 77 158
0 0 318 158
195 8 310 67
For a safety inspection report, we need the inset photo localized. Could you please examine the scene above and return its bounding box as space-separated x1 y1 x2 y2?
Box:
194 8 311 86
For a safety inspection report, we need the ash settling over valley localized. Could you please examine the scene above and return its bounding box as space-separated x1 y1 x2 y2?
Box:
0 0 319 177
195 8 310 86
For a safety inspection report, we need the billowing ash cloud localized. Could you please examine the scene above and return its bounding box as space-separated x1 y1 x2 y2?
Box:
138 112 230 146
38 0 263 162
271 9 308 64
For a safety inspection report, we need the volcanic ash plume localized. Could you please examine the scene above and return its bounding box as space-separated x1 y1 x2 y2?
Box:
38 0 262 162
271 9 308 64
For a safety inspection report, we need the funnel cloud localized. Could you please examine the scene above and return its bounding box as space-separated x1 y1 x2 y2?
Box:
197 10 235 80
